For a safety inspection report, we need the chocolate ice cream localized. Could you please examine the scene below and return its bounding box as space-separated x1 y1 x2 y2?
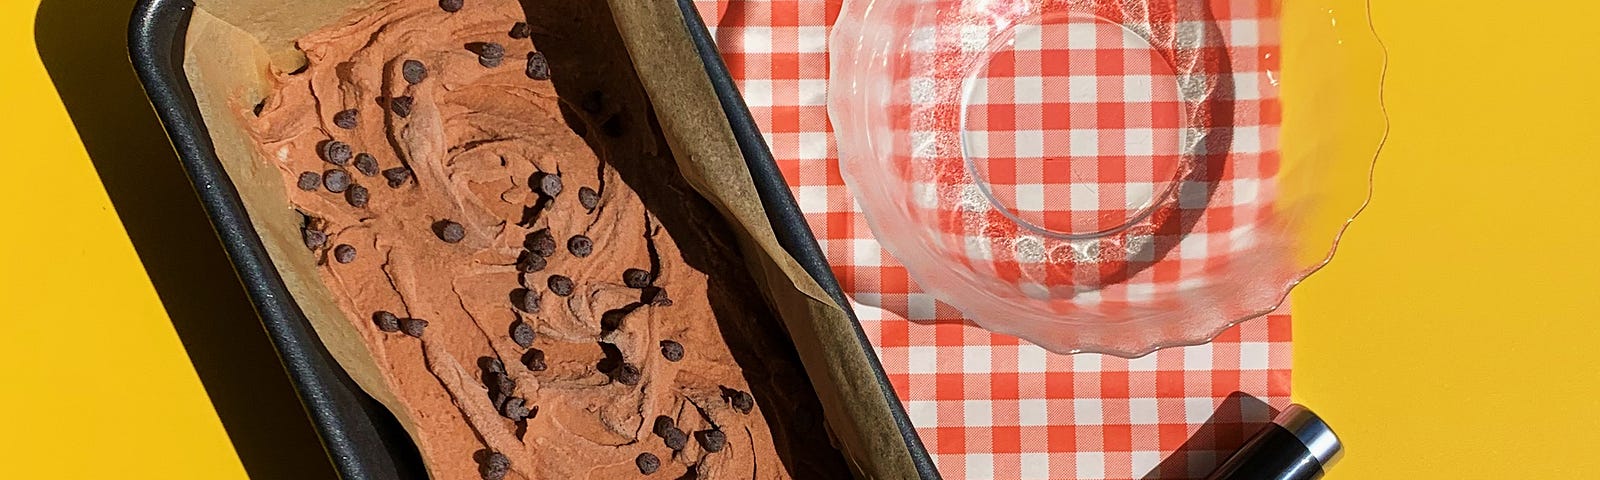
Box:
243 0 847 477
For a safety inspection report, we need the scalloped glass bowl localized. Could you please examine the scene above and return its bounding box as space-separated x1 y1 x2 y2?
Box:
828 0 1384 356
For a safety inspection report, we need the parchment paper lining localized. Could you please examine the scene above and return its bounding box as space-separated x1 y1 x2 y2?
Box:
181 0 916 477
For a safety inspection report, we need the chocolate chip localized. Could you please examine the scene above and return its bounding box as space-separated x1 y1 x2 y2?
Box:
389 96 414 118
435 220 466 243
509 22 532 39
500 396 530 420
478 451 509 480
522 348 546 371
354 153 379 176
511 287 541 314
525 229 557 257
566 235 592 257
635 452 660 475
297 171 321 191
524 52 550 80
345 184 369 208
482 356 506 374
324 169 352 193
471 42 505 68
510 320 536 348
473 42 505 59
382 167 412 188
578 186 599 209
439 0 463 13
662 427 688 450
613 363 641 386
402 59 427 85
319 140 352 165
332 109 359 129
642 286 672 306
400 317 428 338
252 100 266 116
580 91 604 114
489 371 515 395
333 244 356 263
373 311 401 332
515 251 546 273
659 340 684 362
622 268 652 288
547 275 574 297
530 172 562 197
730 390 754 414
697 429 726 453
303 229 327 250
487 385 507 407
652 415 676 437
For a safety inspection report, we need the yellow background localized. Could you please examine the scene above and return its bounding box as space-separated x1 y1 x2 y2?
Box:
1 0 1596 479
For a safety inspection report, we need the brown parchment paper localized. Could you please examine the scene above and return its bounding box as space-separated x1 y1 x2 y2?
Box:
180 0 917 478
598 2 919 479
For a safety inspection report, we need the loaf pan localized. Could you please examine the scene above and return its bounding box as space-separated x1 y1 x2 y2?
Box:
128 0 937 478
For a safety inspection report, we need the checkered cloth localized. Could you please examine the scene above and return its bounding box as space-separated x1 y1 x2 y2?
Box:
692 1 1290 478
958 13 1186 237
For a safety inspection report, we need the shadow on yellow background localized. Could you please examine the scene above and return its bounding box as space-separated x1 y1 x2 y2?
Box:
29 0 332 477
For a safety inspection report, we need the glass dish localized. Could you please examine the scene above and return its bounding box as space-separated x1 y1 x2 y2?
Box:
828 0 1385 356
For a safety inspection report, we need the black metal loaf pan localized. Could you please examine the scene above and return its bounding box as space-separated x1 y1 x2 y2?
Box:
128 0 938 478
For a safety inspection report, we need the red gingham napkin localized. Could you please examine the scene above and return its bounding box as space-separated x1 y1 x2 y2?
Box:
958 14 1186 239
693 1 1290 478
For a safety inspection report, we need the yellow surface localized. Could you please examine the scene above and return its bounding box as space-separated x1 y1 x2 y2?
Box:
0 1 251 479
1291 1 1600 480
1 0 1597 479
